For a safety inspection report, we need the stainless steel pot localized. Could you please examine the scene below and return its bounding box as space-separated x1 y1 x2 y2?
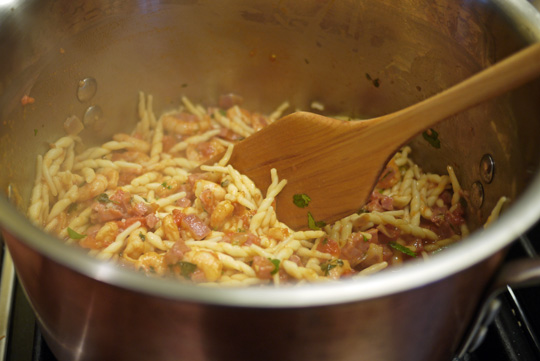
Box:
1 1 540 360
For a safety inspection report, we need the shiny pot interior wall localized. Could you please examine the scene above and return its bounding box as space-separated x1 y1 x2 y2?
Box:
0 0 539 229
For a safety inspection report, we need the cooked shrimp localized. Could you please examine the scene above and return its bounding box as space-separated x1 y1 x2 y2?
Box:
210 200 234 229
92 222 119 249
194 180 226 201
137 251 166 275
195 180 227 213
161 214 181 242
154 178 181 198
267 227 289 241
185 139 226 163
124 228 148 260
97 168 119 190
78 174 108 201
184 250 222 282
162 112 212 136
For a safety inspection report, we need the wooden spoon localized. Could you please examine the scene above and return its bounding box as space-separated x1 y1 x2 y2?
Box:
214 42 540 230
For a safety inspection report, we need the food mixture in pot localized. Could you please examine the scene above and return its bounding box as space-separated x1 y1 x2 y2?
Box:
27 93 502 285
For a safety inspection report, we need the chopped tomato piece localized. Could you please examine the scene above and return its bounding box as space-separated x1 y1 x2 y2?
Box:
180 214 210 240
316 238 340 257
377 159 400 189
21 95 35 106
252 256 275 280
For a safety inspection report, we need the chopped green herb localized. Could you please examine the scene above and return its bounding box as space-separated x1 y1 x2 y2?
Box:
33 129 38 136
221 180 230 187
269 258 280 275
161 182 172 190
237 228 245 233
219 109 227 116
307 212 326 230
177 261 198 279
138 232 146 241
362 234 368 242
322 238 328 245
320 259 344 276
422 129 441 149
389 242 417 257
365 73 380 88
95 193 112 203
67 227 86 240
293 193 311 208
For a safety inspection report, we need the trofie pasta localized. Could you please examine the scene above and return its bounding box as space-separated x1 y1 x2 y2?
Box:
27 92 501 286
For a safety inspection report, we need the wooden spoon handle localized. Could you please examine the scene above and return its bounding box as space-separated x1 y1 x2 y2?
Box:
367 42 540 140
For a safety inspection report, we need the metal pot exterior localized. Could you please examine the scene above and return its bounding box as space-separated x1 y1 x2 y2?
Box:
5 229 505 361
1 1 540 361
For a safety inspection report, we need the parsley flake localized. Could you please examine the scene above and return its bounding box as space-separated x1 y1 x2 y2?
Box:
161 182 172 189
321 259 344 276
269 258 280 275
67 227 86 240
422 129 441 149
389 242 417 257
177 261 198 279
95 193 112 203
307 212 326 230
293 193 311 208
365 73 380 88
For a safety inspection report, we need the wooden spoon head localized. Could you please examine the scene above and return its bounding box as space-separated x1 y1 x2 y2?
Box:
225 111 395 230
213 43 540 230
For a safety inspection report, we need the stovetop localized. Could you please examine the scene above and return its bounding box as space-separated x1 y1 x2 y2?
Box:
1 223 539 361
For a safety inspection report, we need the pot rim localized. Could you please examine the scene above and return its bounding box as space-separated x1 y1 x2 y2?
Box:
1 0 540 309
